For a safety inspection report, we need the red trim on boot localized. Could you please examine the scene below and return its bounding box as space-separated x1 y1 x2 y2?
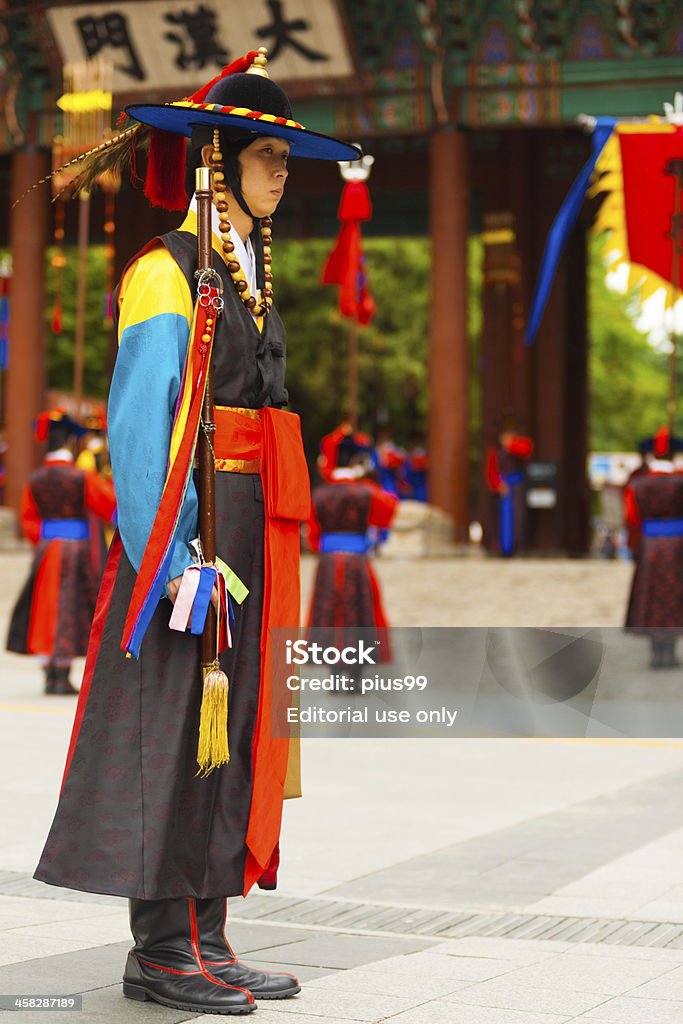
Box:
203 899 299 982
188 899 254 1003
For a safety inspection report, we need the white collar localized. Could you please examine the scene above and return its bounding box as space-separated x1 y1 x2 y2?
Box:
189 195 258 313
45 449 74 463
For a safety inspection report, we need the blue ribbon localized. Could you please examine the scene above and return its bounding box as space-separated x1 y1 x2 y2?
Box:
40 518 89 541
499 493 515 557
526 118 616 345
502 472 524 487
190 565 217 635
642 518 683 538
320 532 369 554
499 474 524 557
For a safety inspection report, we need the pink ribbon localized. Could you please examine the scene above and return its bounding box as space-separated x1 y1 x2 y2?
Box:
168 564 233 651
169 565 201 631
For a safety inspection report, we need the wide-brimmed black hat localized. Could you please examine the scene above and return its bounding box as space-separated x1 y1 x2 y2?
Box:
126 48 360 163
38 47 361 213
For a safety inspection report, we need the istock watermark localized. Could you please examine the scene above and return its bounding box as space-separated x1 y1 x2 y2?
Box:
269 627 683 738
285 639 379 665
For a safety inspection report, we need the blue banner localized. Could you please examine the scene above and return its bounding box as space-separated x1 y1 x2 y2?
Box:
525 118 616 345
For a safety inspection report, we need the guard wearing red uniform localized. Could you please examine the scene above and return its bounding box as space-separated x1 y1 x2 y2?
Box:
7 411 116 693
307 431 397 640
486 415 534 557
624 426 683 668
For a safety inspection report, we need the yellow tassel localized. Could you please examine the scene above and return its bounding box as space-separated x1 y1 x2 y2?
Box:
197 662 230 776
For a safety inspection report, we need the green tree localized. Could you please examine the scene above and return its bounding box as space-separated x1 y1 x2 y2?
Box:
278 236 482 460
588 236 669 450
44 245 113 399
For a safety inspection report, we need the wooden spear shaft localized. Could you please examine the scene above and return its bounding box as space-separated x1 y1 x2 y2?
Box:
195 167 217 666
73 190 90 417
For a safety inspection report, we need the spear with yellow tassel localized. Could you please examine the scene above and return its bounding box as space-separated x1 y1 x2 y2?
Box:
195 165 230 774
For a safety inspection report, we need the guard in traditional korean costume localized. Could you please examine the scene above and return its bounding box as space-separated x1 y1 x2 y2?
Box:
625 427 683 668
7 411 116 694
307 433 398 637
485 412 534 556
33 49 359 1015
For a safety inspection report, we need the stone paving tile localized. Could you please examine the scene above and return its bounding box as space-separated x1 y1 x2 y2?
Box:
527 896 662 920
0 932 96 966
428 938 566 961
549 942 683 963
500 954 675 996
0 894 121 926
242 987 418 1021
361 952 520 982
6 913 132 946
576 995 683 1022
633 899 683 922
304 967 470 999
324 767 683 913
442 977 612 1016
374 1002 572 1024
200 1013 352 1024
225 921 323 953
253 934 433 969
0 913 43 931
627 966 683 1000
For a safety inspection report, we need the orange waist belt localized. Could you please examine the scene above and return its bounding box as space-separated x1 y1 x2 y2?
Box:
212 405 310 896
213 406 262 473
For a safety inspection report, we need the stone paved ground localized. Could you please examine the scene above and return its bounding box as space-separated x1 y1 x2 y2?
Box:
1 549 682 1023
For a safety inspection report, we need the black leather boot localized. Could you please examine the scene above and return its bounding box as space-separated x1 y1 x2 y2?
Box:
196 897 300 999
661 640 681 668
44 666 58 695
650 640 663 669
50 667 78 695
123 897 255 1014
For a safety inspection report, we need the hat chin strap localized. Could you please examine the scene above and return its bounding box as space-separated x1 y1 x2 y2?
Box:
223 154 253 220
222 153 266 293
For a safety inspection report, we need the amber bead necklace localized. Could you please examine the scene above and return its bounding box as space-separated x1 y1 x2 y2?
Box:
210 129 273 317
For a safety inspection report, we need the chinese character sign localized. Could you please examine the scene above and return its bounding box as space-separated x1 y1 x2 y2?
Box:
48 0 353 93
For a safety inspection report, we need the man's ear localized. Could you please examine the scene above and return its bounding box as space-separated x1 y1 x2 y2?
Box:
200 143 214 168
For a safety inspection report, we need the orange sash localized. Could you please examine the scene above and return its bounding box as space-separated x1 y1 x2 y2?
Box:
213 406 309 895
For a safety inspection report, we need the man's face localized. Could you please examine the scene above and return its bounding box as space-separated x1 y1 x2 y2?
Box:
238 136 290 218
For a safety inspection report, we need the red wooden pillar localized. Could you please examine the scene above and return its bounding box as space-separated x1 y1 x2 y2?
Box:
6 149 50 511
428 127 470 539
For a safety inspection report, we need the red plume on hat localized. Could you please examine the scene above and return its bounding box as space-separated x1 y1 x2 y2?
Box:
653 425 670 458
144 51 261 211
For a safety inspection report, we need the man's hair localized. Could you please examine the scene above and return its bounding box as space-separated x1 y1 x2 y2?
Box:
46 422 74 453
185 129 254 209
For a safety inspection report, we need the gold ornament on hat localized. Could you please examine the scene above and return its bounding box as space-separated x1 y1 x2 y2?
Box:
247 47 269 77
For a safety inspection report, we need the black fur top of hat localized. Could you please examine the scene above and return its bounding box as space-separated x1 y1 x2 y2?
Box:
204 73 293 121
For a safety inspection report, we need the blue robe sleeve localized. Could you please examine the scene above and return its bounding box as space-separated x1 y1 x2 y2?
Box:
108 248 197 589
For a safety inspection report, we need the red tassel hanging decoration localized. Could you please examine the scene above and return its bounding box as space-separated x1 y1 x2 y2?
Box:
337 180 372 223
35 413 50 443
144 128 188 211
188 51 260 104
654 425 670 458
